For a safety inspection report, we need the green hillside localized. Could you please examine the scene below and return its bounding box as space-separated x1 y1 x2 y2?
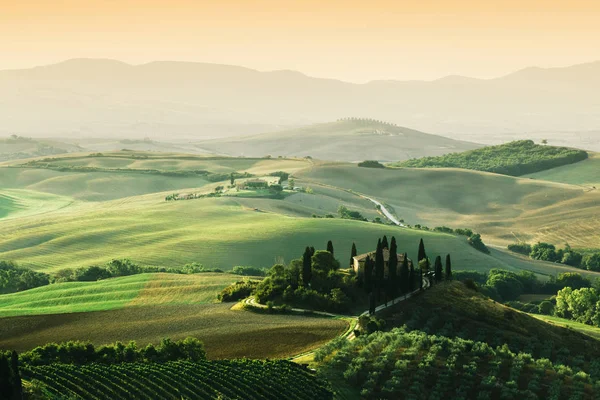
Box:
196 119 481 162
525 152 600 185
296 164 600 249
0 273 237 317
0 193 554 275
392 140 588 176
0 189 73 220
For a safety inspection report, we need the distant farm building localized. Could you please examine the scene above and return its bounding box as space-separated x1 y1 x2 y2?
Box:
353 249 413 277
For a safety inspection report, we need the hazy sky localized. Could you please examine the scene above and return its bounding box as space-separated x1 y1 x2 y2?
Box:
1 0 599 82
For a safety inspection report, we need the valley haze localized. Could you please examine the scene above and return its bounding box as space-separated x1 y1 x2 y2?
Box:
1 59 599 151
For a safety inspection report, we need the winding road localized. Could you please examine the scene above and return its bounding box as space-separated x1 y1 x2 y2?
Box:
361 196 405 227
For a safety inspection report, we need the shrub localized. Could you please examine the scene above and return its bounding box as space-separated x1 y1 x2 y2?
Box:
231 266 266 276
217 280 260 302
358 160 385 168
508 243 533 255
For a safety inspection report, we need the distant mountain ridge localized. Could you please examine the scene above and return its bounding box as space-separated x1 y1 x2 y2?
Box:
1 59 599 148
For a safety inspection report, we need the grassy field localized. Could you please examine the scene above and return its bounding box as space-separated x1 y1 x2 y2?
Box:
296 164 600 249
0 273 238 317
16 152 311 175
196 119 481 162
532 314 600 341
0 271 347 359
0 153 311 202
0 303 347 358
0 191 562 275
0 189 74 220
0 167 208 201
525 152 600 186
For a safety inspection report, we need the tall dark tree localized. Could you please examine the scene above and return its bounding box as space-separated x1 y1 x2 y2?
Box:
369 292 376 315
445 254 453 280
388 237 398 299
230 173 235 186
382 235 389 250
327 240 334 257
434 256 443 282
419 267 423 291
364 256 374 293
350 242 357 267
418 238 427 263
400 253 410 294
309 247 316 257
0 351 21 400
10 352 21 400
374 239 385 301
302 247 312 287
409 261 415 292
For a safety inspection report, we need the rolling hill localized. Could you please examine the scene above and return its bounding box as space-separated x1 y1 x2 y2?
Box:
525 152 600 186
0 135 84 162
196 119 482 162
1 58 600 149
296 164 600 249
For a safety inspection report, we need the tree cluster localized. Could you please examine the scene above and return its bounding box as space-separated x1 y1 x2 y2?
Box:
508 242 599 271
0 351 22 400
454 269 593 302
19 337 206 366
394 140 588 176
252 243 357 312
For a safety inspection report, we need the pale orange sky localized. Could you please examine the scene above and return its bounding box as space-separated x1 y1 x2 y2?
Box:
1 0 599 82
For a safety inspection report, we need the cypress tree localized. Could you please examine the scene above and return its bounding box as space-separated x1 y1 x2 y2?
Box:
418 238 427 263
327 240 334 257
409 261 415 292
400 252 409 294
364 256 373 294
0 353 13 400
302 247 312 287
382 235 389 250
350 242 357 267
10 351 21 400
369 292 376 315
375 239 384 301
309 247 316 257
434 256 443 282
419 267 424 291
445 254 453 280
388 237 398 300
